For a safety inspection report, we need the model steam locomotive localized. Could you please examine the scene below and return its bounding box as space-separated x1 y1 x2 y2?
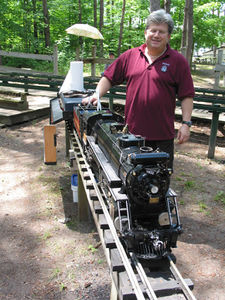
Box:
72 103 182 264
50 89 182 264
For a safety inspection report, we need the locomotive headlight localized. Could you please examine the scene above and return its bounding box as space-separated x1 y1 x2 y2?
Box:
158 212 170 226
150 184 159 194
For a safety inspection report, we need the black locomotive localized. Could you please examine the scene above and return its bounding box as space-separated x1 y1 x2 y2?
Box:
72 104 182 264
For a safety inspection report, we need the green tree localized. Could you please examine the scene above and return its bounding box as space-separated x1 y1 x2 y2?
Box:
0 0 224 71
193 1 225 52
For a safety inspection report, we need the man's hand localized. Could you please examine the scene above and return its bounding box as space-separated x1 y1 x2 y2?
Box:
82 76 112 106
82 93 98 106
177 96 193 144
177 124 190 144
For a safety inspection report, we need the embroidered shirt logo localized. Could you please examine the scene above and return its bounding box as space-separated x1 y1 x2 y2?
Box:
161 65 167 72
161 62 170 72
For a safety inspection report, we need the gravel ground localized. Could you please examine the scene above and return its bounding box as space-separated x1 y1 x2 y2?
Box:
0 114 224 300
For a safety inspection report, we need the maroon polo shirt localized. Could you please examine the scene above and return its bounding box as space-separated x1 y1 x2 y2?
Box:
104 44 194 140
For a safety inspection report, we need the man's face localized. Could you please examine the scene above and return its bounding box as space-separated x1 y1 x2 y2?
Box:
145 23 170 52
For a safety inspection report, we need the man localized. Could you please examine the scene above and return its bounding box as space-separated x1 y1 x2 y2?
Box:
101 52 115 76
82 9 194 168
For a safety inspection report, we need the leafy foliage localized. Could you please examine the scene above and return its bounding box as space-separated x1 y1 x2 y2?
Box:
0 0 224 73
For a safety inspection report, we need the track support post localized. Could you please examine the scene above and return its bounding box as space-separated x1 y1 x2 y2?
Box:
78 171 90 222
65 123 70 157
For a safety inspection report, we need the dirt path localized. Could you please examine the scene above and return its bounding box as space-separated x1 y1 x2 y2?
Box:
0 119 111 299
0 115 225 300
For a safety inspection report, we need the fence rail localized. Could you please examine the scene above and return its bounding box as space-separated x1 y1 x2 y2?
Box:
0 45 58 75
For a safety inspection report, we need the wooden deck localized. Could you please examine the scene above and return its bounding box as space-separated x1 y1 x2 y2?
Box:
0 87 57 126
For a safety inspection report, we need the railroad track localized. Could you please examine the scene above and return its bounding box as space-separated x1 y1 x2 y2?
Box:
66 121 197 300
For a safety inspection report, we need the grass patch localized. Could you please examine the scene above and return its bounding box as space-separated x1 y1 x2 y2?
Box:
196 162 203 169
66 219 78 230
88 244 98 254
198 201 208 212
214 191 225 206
50 267 61 279
184 180 196 190
175 176 183 181
37 174 61 196
59 283 66 291
179 172 193 177
41 231 52 241
98 259 104 264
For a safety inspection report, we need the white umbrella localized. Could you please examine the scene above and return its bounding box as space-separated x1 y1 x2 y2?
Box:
66 24 104 40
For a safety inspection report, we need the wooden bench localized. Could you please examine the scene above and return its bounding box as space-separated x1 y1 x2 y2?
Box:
0 71 63 92
0 72 224 159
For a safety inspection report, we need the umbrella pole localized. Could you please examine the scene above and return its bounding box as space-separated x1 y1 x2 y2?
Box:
91 45 96 77
76 47 80 60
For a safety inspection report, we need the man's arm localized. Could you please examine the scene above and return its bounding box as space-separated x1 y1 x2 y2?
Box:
177 97 193 144
82 76 112 106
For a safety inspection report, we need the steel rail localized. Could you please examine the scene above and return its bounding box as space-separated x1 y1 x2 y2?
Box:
67 123 197 300
167 255 197 300
130 252 158 300
71 126 146 300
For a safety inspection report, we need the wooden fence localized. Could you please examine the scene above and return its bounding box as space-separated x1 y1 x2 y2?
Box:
0 45 58 75
214 49 225 88
0 45 114 77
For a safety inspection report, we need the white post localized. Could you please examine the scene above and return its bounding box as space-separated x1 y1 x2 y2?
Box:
214 49 223 88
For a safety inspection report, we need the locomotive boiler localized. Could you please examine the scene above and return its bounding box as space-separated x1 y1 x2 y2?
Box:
72 104 182 264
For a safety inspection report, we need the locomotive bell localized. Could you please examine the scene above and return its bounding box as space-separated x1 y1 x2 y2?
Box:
140 146 153 153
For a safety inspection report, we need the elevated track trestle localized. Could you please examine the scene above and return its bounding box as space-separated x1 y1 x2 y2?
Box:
65 121 197 300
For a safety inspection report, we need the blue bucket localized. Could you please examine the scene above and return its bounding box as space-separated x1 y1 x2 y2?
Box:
71 174 78 202
71 174 78 186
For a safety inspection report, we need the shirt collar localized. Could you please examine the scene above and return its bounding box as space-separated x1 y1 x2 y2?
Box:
139 43 171 58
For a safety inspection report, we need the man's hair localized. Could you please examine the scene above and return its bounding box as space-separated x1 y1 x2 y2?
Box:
146 9 174 34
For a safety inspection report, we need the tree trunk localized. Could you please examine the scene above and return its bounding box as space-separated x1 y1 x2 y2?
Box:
42 0 50 47
93 0 97 28
117 0 126 56
186 0 193 65
111 0 115 25
78 0 82 50
22 0 29 51
164 0 171 13
99 0 104 56
150 0 160 12
0 45 2 65
180 0 193 66
32 0 38 53
93 0 97 49
180 0 188 57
